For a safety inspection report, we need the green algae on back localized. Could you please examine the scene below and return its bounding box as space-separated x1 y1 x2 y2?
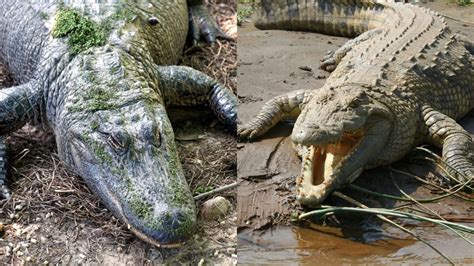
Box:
52 8 106 55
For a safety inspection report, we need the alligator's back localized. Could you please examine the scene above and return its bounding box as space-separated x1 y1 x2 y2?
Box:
0 0 189 83
256 0 474 120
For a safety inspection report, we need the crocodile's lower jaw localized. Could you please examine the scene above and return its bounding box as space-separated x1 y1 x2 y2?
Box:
296 131 364 206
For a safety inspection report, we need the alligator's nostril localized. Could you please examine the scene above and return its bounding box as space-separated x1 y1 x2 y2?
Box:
150 208 196 244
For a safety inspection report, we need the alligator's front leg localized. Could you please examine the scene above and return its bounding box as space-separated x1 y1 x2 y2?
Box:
187 0 233 45
157 65 237 131
422 105 474 183
238 90 314 140
0 82 40 199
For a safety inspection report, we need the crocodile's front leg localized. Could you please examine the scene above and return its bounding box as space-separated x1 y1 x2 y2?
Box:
321 29 382 72
157 65 237 131
238 90 314 140
0 82 40 199
422 105 474 183
187 0 233 45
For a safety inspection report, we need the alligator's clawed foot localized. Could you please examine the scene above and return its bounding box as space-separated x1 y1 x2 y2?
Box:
0 138 9 200
188 5 233 45
0 185 11 200
320 51 337 72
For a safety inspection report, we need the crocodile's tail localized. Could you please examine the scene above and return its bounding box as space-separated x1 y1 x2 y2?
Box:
255 0 392 38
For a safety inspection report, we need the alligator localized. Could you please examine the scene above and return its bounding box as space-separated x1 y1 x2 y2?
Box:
239 0 474 206
0 0 236 247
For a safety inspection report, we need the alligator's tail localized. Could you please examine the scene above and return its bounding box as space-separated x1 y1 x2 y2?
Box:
255 0 392 38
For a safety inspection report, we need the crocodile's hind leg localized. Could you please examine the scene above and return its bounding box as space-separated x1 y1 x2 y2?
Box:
422 106 474 183
157 65 237 131
187 0 233 45
321 29 382 72
0 82 39 199
238 90 313 140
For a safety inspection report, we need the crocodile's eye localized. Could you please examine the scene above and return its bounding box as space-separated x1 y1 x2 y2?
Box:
108 130 131 152
349 99 361 108
148 16 159 26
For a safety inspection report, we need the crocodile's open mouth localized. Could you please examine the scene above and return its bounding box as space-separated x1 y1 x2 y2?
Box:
296 130 365 205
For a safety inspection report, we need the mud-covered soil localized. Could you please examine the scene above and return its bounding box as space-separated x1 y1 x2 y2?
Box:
237 1 473 264
0 1 237 265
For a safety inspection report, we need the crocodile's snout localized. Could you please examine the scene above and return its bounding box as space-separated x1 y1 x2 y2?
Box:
291 125 342 146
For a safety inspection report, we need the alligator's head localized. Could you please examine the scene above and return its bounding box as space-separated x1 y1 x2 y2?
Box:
56 49 196 247
291 86 393 206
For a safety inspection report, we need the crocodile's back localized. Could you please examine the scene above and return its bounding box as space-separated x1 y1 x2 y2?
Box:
0 0 189 82
257 0 474 119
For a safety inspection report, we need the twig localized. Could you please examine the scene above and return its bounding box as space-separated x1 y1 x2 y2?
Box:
390 172 473 245
388 168 474 202
330 192 455 265
439 12 474 25
194 182 238 200
299 207 474 233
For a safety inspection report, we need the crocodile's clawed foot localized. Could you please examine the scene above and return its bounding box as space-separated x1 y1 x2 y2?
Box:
320 51 337 72
237 123 260 141
188 5 233 45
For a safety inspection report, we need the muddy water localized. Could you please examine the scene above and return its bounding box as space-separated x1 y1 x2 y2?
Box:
239 225 474 264
237 1 474 264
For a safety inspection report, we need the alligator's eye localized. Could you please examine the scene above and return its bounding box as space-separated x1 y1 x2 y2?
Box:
148 16 159 26
141 123 161 148
150 126 161 148
108 130 131 152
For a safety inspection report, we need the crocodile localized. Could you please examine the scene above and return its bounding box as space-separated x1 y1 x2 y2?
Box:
239 0 474 206
0 0 237 247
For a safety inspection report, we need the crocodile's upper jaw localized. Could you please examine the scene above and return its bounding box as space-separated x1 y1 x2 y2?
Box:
295 116 392 206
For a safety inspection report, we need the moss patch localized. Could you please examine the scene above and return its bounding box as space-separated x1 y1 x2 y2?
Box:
84 86 117 111
68 86 117 113
130 196 153 219
82 134 113 164
52 8 106 56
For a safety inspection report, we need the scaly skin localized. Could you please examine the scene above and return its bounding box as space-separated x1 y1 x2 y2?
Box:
239 0 473 206
0 1 236 247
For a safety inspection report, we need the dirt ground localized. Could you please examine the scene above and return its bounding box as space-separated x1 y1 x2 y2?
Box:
237 1 474 264
0 1 237 265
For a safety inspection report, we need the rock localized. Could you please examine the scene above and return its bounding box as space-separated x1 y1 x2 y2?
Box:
40 236 48 244
200 196 232 220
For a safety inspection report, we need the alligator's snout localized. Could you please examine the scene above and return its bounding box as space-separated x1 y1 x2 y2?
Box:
65 103 197 247
124 203 196 247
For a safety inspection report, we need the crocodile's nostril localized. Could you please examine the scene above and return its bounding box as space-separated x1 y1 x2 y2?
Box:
291 129 309 144
148 16 159 26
